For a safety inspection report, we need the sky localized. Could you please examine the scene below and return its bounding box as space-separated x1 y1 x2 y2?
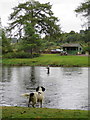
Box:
0 0 85 33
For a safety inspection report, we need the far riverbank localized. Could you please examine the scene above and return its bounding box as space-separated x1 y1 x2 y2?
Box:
2 54 89 67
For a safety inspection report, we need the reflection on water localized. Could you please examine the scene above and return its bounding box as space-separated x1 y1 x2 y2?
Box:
0 66 88 110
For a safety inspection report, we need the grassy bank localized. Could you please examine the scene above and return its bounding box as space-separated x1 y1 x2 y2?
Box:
1 106 88 119
2 54 89 67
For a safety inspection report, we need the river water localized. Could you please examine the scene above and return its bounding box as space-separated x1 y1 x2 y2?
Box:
1 66 89 110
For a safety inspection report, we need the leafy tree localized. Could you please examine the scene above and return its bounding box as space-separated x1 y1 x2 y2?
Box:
0 18 2 54
69 31 75 35
75 0 90 17
21 22 41 54
83 43 90 54
2 29 12 54
84 30 90 42
59 31 89 44
75 0 90 29
8 0 60 39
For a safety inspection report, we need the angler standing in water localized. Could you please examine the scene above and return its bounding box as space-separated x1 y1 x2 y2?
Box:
47 65 50 74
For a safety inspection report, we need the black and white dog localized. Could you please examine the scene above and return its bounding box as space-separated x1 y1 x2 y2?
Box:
28 86 45 108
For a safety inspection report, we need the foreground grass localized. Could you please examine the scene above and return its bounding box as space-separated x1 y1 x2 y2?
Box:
2 54 89 67
1 106 88 119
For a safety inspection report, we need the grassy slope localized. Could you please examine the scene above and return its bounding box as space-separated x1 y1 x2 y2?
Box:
2 54 89 67
1 106 88 118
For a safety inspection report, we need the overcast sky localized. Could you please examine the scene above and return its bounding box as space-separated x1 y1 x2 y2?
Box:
0 0 85 33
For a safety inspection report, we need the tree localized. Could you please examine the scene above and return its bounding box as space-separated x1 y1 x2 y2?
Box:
75 0 90 16
83 30 90 42
75 0 90 29
21 22 41 54
8 0 60 39
59 31 88 44
2 29 12 54
0 18 2 54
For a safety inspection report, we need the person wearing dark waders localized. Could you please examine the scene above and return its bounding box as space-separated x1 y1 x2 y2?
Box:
47 65 50 74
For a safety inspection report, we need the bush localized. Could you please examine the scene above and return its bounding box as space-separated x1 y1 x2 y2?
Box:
83 46 90 54
3 51 40 58
32 53 40 57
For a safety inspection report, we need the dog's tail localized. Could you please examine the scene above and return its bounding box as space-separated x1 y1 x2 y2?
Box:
21 93 30 98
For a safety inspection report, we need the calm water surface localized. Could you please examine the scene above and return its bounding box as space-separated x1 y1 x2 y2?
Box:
1 66 89 110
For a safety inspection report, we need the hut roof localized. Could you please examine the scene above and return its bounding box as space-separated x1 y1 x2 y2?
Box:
61 43 82 47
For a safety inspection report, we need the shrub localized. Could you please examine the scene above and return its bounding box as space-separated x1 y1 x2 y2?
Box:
32 53 40 57
83 46 90 54
3 51 40 58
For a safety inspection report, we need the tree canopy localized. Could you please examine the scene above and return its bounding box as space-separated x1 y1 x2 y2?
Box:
8 0 61 39
75 0 90 17
21 22 41 54
2 29 12 54
75 0 90 29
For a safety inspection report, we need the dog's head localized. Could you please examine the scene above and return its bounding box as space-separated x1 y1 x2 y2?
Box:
36 86 45 92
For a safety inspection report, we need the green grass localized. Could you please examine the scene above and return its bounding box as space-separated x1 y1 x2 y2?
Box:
1 106 88 119
2 54 89 67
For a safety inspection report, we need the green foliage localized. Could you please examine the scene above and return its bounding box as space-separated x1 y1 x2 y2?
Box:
83 44 90 54
84 30 90 42
3 51 40 58
75 0 90 17
8 0 61 39
2 29 12 54
75 0 90 29
59 30 90 44
22 22 41 54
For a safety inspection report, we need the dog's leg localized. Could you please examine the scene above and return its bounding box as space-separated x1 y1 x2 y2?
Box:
28 97 31 107
28 93 35 107
40 101 42 108
32 103 35 108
